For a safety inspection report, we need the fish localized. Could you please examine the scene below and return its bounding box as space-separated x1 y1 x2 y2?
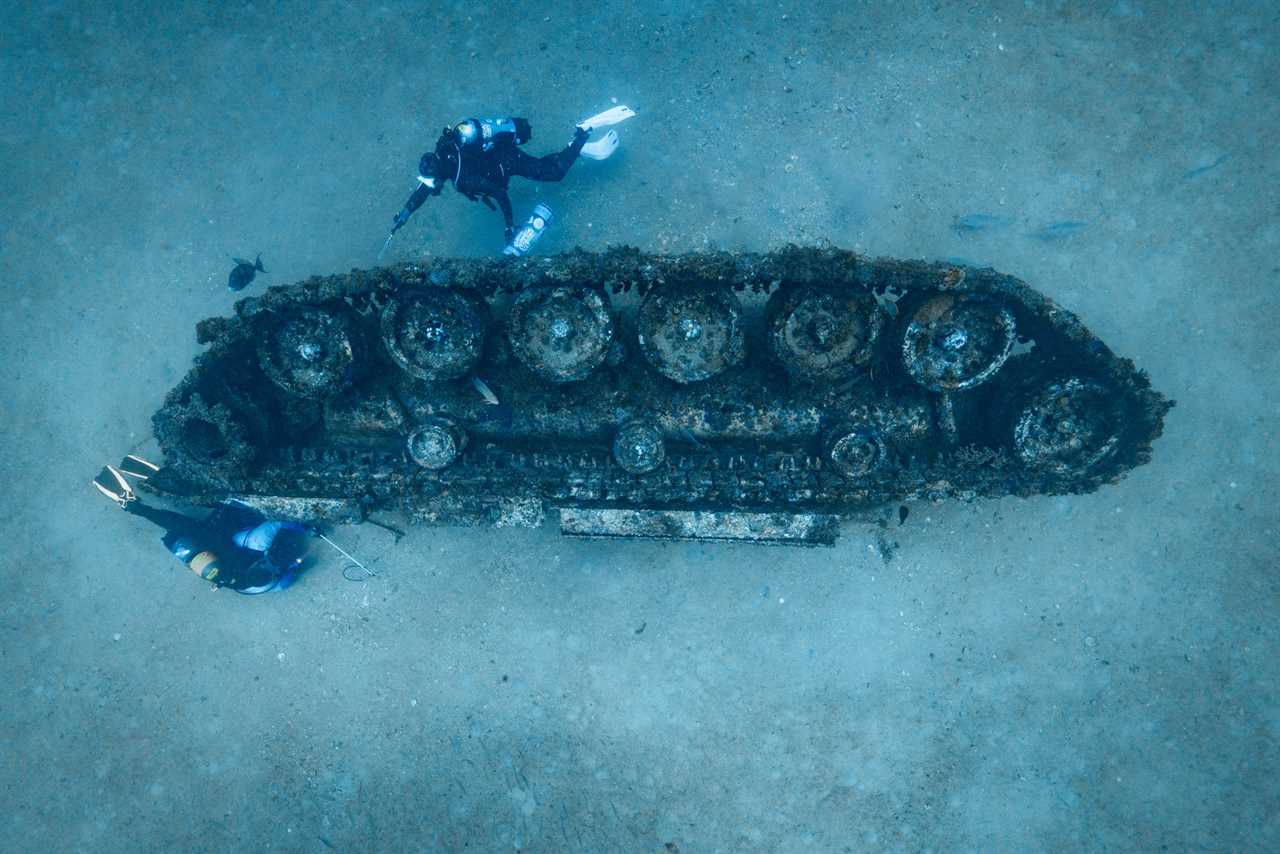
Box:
1029 221 1089 241
228 254 265 291
951 213 1012 234
471 375 500 405
898 505 910 526
1184 154 1229 179
677 427 708 450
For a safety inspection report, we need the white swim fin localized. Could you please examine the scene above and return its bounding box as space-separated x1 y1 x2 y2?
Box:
577 105 636 131
580 129 620 161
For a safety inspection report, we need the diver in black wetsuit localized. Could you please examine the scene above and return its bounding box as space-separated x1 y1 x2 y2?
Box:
391 116 590 250
93 459 313 595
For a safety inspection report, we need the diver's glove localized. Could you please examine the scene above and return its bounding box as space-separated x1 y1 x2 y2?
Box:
307 525 322 538
391 207 412 233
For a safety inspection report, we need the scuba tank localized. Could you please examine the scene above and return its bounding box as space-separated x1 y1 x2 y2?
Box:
503 203 554 257
169 535 293 593
168 537 223 583
454 117 532 151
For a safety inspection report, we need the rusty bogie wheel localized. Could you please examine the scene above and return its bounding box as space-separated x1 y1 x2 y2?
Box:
637 284 746 384
382 289 488 382
902 293 1016 391
766 284 884 378
507 283 615 383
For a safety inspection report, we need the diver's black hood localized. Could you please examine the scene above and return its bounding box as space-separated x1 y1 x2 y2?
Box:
420 139 459 189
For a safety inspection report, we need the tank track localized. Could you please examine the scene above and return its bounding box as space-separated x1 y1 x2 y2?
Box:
145 246 1173 545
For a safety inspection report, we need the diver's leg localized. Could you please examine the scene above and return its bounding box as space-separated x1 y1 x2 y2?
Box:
124 500 204 542
504 129 589 182
128 502 213 561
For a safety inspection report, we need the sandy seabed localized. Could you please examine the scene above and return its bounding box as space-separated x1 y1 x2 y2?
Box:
2 2 1276 851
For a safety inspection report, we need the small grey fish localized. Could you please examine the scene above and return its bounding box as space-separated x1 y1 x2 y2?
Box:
228 254 265 291
952 213 1012 234
1030 221 1089 241
471 375 499 405
677 427 708 450
1184 154 1229 180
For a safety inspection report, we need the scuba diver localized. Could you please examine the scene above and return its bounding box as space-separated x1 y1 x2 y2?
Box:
92 457 314 595
386 105 636 256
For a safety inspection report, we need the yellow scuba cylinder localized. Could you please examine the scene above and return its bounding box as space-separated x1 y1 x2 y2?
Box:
168 537 222 583
186 551 222 582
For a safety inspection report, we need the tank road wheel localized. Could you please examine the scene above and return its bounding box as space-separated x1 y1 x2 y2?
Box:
406 419 466 470
507 283 615 383
824 424 887 479
766 284 884 378
902 294 1016 391
381 289 488 382
1012 378 1123 475
637 284 746 384
613 420 666 475
257 306 363 398
152 392 256 485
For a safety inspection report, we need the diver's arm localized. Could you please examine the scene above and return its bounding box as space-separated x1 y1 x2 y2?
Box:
393 183 432 232
239 520 309 553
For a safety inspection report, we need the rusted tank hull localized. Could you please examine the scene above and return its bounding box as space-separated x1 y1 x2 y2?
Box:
146 247 1172 544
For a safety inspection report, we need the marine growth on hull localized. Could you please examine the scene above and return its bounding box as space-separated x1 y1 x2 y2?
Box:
146 247 1172 545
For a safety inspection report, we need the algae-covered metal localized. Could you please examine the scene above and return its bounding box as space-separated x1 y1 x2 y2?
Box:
145 247 1172 545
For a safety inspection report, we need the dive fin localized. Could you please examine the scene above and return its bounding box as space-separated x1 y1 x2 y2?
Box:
577 105 636 131
92 466 135 506
580 129 620 161
118 454 160 480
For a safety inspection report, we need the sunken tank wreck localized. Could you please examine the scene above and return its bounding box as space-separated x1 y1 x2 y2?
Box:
145 247 1172 545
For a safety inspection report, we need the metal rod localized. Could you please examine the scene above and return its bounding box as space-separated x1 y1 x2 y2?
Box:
318 533 375 577
376 232 395 262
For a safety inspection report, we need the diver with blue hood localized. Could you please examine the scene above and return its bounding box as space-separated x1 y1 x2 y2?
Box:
93 458 315 595
388 105 635 255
